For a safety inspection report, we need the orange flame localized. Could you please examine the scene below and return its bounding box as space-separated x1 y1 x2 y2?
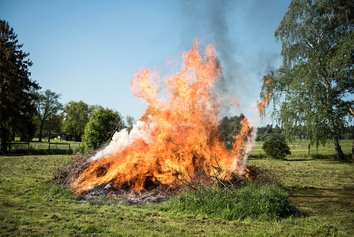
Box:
71 41 251 194
256 93 271 114
257 79 272 114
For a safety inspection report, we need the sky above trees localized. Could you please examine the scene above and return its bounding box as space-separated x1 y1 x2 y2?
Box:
0 0 290 126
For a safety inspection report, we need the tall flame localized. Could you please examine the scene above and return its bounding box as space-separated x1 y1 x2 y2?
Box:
71 41 251 194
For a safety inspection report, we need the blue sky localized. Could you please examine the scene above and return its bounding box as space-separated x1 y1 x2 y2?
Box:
0 0 290 126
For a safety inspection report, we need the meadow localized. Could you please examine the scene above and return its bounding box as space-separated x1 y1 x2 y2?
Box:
0 141 353 236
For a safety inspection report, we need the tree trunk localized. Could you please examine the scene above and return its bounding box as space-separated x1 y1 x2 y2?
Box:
333 136 345 160
307 143 311 157
1 127 9 153
352 140 354 160
328 114 345 161
38 120 44 142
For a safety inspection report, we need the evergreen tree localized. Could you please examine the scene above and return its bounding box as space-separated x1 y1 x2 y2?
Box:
0 20 40 152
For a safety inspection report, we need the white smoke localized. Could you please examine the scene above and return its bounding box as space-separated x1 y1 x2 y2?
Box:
243 127 257 160
232 126 257 175
90 116 156 161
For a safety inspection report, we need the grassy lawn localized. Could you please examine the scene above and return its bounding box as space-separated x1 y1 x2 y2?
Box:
0 141 353 236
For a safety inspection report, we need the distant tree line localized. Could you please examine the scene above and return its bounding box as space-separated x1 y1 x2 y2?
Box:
256 124 353 142
218 114 245 149
219 117 352 146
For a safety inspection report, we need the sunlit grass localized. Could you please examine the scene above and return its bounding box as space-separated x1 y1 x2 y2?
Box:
161 184 299 220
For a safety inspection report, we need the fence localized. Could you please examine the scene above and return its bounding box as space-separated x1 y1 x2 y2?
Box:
5 141 79 154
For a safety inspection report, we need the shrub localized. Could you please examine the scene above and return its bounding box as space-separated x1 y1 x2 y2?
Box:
262 133 291 159
82 107 125 151
161 184 298 220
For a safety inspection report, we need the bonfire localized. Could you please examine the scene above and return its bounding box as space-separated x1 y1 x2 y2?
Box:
69 41 258 200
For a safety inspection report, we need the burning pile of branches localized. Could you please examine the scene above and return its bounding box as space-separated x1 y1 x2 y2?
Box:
59 41 262 203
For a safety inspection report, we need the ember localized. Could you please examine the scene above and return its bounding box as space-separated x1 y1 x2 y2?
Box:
71 41 254 194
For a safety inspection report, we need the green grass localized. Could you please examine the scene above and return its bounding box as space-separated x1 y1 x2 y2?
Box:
0 140 353 236
161 184 299 220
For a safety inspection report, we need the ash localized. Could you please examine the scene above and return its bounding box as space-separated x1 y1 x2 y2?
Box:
80 183 173 204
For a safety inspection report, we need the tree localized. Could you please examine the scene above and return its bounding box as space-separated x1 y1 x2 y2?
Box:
36 89 63 142
218 114 244 149
62 101 91 141
259 0 353 160
126 115 135 132
256 125 273 141
263 133 291 159
82 107 125 151
42 113 63 138
0 20 40 152
87 104 102 117
18 118 37 142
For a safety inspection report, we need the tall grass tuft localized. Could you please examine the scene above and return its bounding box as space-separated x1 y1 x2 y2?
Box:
161 183 299 220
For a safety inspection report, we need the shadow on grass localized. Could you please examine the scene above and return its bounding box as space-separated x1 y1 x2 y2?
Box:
311 153 352 161
1 148 75 156
289 186 354 216
283 153 352 162
248 154 267 159
249 153 352 162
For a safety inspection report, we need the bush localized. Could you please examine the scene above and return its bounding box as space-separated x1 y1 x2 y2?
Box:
82 107 125 151
262 133 291 159
161 184 298 220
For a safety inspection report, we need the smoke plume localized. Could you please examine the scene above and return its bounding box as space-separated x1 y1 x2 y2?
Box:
180 0 282 120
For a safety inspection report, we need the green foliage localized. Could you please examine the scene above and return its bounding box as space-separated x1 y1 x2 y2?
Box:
62 101 91 141
256 124 273 141
260 0 353 160
256 125 284 141
82 107 125 151
42 113 64 136
262 133 291 159
218 114 244 149
0 20 40 151
35 89 63 142
17 120 37 142
126 115 135 132
162 184 298 220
